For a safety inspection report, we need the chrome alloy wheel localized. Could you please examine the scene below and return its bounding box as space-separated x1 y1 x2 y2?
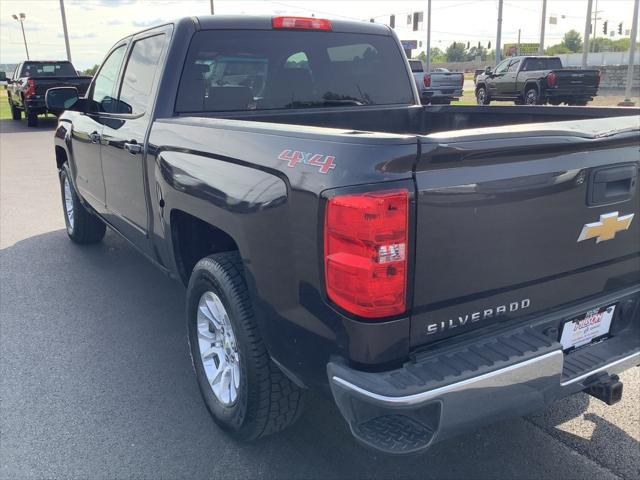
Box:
63 176 74 231
197 291 240 406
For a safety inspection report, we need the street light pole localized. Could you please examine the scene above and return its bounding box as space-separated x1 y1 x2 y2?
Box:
581 0 593 68
538 0 547 54
425 0 431 73
210 0 214 14
60 0 72 62
496 0 503 64
620 0 639 106
12 13 29 60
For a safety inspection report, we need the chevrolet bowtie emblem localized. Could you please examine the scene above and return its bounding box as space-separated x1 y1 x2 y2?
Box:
577 212 635 243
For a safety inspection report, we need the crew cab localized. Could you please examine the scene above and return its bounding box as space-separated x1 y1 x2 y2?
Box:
409 60 463 104
475 56 600 106
4 60 91 126
46 16 639 455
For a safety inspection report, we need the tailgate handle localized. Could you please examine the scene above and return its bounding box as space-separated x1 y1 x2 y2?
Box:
588 165 637 206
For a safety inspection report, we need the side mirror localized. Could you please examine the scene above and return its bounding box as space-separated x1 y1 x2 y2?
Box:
484 67 492 75
46 87 79 116
0 71 6 82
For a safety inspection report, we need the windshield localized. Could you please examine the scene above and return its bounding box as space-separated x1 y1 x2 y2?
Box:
176 30 415 112
20 62 77 78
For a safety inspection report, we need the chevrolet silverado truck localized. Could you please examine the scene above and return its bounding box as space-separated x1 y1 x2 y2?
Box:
4 60 91 127
46 16 639 455
475 56 600 106
409 60 463 104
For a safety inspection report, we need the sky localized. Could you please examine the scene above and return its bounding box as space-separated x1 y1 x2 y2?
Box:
0 0 636 70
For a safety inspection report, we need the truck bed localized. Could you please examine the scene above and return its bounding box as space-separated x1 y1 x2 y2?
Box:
184 104 640 136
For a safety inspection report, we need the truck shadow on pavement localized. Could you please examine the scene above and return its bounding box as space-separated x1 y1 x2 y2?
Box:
0 117 57 133
0 229 633 480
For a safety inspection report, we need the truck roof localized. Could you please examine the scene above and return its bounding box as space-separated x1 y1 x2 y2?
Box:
195 15 391 35
122 14 392 42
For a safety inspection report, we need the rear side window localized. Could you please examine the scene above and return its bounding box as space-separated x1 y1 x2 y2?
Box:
522 57 562 71
21 62 77 77
118 34 166 114
175 30 414 113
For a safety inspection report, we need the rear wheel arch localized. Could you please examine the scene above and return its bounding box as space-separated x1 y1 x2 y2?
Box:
170 209 240 286
55 146 68 170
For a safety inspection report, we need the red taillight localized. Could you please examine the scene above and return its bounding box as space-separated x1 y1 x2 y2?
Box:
546 72 557 88
272 16 332 30
25 78 36 98
324 189 408 318
423 73 431 88
595 70 601 87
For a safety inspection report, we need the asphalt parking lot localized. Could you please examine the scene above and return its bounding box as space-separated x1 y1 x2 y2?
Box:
1 117 638 480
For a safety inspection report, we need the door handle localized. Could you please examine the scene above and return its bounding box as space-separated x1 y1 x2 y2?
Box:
588 165 637 206
89 131 101 144
124 141 142 155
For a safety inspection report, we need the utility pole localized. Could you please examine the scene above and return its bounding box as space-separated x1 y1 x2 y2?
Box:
496 0 503 64
592 0 600 52
538 0 547 54
620 0 639 106
517 29 521 56
210 0 214 14
425 0 431 72
12 13 29 60
60 0 72 62
582 0 593 68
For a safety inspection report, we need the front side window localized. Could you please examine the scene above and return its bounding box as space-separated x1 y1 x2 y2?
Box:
91 45 126 113
494 59 509 74
176 30 414 112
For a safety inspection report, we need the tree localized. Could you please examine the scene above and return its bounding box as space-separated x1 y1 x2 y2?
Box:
561 29 582 52
545 44 571 55
445 41 467 62
83 64 100 76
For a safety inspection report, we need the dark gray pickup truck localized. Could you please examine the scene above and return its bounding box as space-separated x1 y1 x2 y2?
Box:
4 60 91 126
476 56 600 106
46 16 639 455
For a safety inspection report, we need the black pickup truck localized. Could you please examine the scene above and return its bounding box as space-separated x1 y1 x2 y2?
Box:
3 60 91 126
46 16 639 455
475 56 600 106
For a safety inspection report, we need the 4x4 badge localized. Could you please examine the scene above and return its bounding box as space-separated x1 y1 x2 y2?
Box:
577 212 634 243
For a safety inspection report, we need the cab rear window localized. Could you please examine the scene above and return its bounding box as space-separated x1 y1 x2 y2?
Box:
175 30 414 112
21 62 77 78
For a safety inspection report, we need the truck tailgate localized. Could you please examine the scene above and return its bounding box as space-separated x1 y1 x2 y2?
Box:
430 72 464 88
32 76 92 96
552 69 600 89
411 116 640 346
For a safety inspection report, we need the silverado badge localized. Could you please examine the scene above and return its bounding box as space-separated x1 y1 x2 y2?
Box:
577 212 634 243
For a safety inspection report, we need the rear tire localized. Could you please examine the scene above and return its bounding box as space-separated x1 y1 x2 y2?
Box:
10 100 21 120
59 163 106 244
476 86 490 105
25 106 38 127
187 252 305 441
